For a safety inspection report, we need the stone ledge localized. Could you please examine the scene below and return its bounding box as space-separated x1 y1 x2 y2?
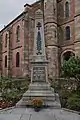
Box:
0 107 15 112
62 108 80 115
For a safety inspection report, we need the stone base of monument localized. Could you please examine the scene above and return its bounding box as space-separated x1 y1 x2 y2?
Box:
16 82 61 108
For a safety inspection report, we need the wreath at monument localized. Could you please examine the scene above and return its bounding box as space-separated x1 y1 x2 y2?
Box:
31 98 43 112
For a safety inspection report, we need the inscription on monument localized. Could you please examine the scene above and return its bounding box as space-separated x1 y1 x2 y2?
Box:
33 67 46 82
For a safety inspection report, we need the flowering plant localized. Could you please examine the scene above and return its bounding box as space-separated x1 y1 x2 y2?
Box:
31 98 43 107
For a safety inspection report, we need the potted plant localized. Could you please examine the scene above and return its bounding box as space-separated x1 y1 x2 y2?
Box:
31 98 43 112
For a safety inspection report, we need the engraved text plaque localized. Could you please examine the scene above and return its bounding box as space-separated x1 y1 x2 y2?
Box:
33 67 46 82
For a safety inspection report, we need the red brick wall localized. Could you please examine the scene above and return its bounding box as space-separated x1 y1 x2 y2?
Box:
12 47 23 76
1 16 24 77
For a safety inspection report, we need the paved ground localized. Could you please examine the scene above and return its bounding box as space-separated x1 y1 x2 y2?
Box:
0 107 80 120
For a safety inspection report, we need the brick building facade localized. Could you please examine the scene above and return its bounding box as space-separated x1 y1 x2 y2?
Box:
0 0 80 79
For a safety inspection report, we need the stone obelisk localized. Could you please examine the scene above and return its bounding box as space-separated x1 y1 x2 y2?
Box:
16 9 61 108
31 9 48 83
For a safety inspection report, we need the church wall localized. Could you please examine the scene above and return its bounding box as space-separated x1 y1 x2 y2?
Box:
75 0 80 16
74 16 80 42
57 0 75 25
74 15 80 56
2 30 9 76
11 20 24 49
59 21 75 46
11 19 24 77
58 0 75 66
0 1 42 77
2 31 8 53
1 15 25 77
11 47 23 76
44 0 59 79
1 0 80 78
0 34 2 75
2 53 7 76
58 0 80 75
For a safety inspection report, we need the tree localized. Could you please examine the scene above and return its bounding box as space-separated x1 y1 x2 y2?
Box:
60 56 80 111
61 56 80 91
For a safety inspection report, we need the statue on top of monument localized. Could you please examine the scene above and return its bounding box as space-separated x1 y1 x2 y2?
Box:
36 22 42 55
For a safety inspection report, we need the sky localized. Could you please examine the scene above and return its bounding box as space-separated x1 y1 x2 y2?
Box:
0 0 37 30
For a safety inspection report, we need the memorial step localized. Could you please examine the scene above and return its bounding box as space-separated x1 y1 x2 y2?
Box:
29 83 53 91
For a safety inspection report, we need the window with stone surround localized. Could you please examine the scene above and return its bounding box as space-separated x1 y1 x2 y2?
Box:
65 1 69 18
16 52 20 67
16 25 20 42
5 33 8 47
5 55 7 68
66 26 70 40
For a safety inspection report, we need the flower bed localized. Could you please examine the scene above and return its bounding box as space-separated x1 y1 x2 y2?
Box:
0 76 30 109
0 100 13 109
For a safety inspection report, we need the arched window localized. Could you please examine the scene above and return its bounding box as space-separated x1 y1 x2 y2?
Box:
5 33 8 47
16 52 20 67
5 55 7 68
16 25 20 42
66 26 70 40
65 2 69 17
63 51 75 61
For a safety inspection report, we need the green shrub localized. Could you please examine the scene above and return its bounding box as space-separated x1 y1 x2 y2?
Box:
0 76 30 107
50 78 80 111
59 89 71 108
67 94 80 111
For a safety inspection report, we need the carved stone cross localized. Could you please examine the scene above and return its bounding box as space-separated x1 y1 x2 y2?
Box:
36 22 42 30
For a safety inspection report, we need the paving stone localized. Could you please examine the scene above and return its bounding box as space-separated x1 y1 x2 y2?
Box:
20 114 31 120
30 113 54 120
11 108 26 114
0 108 80 120
0 109 13 114
0 114 21 120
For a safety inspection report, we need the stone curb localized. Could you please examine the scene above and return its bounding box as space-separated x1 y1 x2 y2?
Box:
62 108 80 115
0 106 15 112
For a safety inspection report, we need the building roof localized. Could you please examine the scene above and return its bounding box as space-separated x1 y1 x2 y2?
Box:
0 0 41 33
24 0 40 7
0 12 24 33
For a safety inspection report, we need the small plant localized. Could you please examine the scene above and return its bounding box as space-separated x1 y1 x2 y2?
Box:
32 98 43 107
31 98 43 111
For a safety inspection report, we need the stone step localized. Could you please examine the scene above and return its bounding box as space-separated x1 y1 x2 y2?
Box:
23 95 55 100
23 92 55 100
22 91 56 102
16 82 61 108
29 83 54 92
16 97 61 108
23 90 54 95
29 83 50 87
29 83 52 91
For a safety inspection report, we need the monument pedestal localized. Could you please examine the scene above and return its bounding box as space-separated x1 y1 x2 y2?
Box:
16 61 61 108
16 83 61 108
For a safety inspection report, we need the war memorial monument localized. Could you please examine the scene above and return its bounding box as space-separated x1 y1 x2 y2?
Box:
16 9 61 108
0 8 80 120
